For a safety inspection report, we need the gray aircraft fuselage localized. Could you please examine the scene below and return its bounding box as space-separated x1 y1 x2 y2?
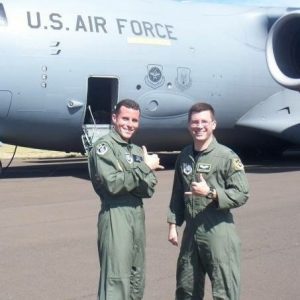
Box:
0 0 300 153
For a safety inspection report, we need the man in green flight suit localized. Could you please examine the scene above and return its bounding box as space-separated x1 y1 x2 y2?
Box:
168 102 249 300
88 99 163 300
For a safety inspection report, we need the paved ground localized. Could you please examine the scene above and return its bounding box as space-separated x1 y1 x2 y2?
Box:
0 155 299 300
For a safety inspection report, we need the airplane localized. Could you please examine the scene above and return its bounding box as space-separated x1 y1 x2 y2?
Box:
0 0 300 158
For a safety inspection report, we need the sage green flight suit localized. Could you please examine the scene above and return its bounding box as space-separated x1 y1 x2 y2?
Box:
168 138 249 300
88 129 157 300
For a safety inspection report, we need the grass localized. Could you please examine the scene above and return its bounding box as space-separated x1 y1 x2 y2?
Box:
0 144 82 160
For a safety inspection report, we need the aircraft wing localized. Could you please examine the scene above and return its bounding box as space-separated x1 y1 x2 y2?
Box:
236 90 300 145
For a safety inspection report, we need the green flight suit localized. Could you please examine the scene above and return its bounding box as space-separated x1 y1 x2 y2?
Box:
168 138 249 300
88 129 157 300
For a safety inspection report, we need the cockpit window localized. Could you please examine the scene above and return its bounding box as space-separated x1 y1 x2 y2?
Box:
0 3 7 26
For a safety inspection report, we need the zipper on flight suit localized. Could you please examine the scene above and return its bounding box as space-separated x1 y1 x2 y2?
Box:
190 152 203 218
189 154 196 219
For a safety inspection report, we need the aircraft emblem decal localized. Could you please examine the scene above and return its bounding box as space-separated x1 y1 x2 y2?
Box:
145 64 165 89
175 67 192 91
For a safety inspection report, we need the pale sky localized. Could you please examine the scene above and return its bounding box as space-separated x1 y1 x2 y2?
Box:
175 0 300 7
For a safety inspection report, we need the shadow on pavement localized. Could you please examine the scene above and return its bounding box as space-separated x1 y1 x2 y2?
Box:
244 151 300 173
0 157 90 180
1 151 300 179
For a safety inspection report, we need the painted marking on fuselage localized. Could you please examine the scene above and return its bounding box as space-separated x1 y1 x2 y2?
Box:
26 11 178 41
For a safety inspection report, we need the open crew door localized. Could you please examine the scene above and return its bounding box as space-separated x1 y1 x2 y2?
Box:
82 77 118 152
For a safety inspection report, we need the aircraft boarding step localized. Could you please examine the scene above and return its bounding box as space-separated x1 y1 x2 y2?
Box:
81 124 111 154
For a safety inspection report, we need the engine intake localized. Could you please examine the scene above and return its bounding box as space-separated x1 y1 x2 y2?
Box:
266 11 300 91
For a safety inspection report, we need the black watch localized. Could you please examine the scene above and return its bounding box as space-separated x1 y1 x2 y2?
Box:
206 187 215 199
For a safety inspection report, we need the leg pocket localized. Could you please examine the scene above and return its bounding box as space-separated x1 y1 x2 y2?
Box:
107 276 130 300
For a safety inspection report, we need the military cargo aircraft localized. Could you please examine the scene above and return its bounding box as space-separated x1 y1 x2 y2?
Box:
0 0 299 155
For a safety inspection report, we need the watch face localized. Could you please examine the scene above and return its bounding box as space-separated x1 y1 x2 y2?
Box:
207 188 214 199
207 192 213 199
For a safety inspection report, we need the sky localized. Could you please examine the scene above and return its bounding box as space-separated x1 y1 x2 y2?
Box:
175 0 300 7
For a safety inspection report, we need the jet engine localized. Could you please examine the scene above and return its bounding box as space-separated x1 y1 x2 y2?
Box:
266 11 300 91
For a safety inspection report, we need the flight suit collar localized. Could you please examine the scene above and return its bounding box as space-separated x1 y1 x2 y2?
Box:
110 128 132 146
201 137 218 154
191 137 217 155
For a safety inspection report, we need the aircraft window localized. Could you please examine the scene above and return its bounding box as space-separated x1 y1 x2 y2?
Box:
0 3 7 26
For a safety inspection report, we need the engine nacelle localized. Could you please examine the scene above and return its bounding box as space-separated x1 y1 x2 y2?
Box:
266 11 300 91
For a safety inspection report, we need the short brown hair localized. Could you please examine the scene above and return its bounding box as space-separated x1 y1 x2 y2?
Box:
114 99 140 114
188 102 215 121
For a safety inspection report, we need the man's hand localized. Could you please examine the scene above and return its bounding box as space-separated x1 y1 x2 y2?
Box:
168 223 178 246
142 146 164 170
184 173 210 196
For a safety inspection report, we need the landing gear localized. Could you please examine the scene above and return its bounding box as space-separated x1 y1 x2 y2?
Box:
0 145 18 175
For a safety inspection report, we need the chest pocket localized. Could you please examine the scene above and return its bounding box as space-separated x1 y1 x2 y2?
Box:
117 149 144 171
195 162 215 181
117 152 132 170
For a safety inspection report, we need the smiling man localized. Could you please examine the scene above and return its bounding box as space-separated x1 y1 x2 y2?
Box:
167 102 249 300
88 99 163 300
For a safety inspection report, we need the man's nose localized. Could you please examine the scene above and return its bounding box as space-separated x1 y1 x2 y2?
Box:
127 119 135 127
196 122 205 128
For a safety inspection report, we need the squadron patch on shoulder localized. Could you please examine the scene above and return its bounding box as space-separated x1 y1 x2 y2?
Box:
96 143 108 155
183 163 193 175
232 158 244 171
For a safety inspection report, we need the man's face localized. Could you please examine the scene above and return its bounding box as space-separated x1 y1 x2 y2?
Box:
112 106 140 141
188 110 216 143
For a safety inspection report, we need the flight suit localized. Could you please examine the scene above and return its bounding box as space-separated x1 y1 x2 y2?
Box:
168 138 249 300
88 129 157 300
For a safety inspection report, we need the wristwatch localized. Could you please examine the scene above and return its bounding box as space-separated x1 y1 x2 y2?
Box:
206 187 215 199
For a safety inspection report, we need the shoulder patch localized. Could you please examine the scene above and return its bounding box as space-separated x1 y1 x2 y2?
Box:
96 143 109 155
232 158 244 171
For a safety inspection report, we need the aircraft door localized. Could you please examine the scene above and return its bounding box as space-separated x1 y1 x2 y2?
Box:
82 77 118 151
84 77 118 124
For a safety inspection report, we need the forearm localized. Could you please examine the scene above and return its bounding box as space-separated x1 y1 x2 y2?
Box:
216 186 249 209
131 171 158 198
168 223 178 246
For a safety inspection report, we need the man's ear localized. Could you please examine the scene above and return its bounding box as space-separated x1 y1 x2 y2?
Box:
112 113 116 124
212 120 217 130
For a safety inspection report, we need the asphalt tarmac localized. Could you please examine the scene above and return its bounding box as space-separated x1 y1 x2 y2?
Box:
0 155 299 300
